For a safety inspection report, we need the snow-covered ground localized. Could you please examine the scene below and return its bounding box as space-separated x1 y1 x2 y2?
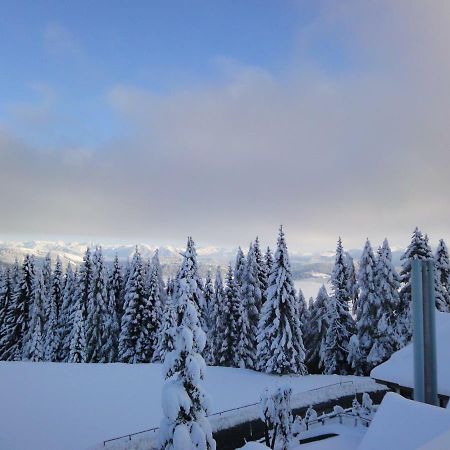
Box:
0 362 375 450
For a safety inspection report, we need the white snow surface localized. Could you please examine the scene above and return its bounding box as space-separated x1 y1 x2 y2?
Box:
371 311 450 395
0 362 381 450
357 393 450 450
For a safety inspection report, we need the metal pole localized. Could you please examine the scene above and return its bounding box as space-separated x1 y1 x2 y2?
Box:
411 259 425 402
424 260 438 406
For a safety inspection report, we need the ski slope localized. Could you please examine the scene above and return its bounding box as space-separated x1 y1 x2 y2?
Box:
0 362 370 450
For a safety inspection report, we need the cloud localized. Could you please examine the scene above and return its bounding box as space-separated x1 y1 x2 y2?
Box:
1 1 450 251
43 22 83 59
6 83 57 127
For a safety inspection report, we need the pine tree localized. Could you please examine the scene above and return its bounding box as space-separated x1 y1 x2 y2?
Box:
0 268 13 360
265 247 273 274
152 249 167 307
234 247 246 288
42 253 53 303
344 253 359 315
85 247 111 362
371 239 401 362
159 239 216 450
324 238 355 375
23 273 47 360
297 289 309 336
305 285 329 373
110 254 124 320
203 270 215 364
140 262 163 362
211 267 225 365
238 243 262 368
68 300 87 363
398 228 433 346
257 227 307 375
216 265 241 367
58 264 77 361
152 296 176 363
44 290 60 362
173 237 206 331
74 248 93 320
356 239 378 374
29 315 44 362
51 256 64 320
253 237 268 307
347 334 364 376
435 239 450 312
118 248 147 363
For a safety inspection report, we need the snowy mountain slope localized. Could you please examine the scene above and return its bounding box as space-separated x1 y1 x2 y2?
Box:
0 239 403 278
0 362 372 450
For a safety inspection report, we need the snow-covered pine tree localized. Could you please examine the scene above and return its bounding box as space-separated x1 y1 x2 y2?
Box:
85 247 112 362
324 238 355 375
43 289 59 362
435 239 450 312
153 295 176 363
304 285 329 373
0 268 13 360
398 228 433 346
371 239 401 362
139 261 163 362
211 267 224 365
265 246 273 275
152 250 167 307
58 264 77 361
118 248 147 363
237 243 262 369
109 254 124 321
166 277 175 298
10 257 19 286
203 270 215 364
297 289 309 337
253 237 268 307
234 247 246 289
257 227 307 375
347 334 364 376
344 253 359 315
215 265 241 367
41 253 52 302
173 237 206 332
23 272 47 360
74 248 93 320
51 256 63 321
158 239 216 450
29 315 44 362
68 299 87 363
356 239 379 374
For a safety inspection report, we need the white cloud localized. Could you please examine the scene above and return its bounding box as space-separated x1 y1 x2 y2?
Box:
1 1 450 251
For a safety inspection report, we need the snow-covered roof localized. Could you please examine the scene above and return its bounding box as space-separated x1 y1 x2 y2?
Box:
371 312 450 396
358 393 450 450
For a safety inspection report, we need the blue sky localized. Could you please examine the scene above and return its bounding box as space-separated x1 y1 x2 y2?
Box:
0 1 326 148
0 1 449 250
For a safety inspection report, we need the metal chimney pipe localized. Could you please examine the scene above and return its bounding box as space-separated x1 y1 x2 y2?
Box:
412 259 425 403
412 259 438 406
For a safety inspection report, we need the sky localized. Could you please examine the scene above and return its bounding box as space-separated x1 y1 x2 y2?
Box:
0 0 449 252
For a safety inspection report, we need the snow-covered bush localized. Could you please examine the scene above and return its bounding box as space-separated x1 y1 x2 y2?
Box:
259 386 293 450
303 405 318 429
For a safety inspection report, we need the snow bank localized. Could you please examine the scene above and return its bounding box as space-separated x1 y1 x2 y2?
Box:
357 393 450 450
0 361 381 450
371 312 450 396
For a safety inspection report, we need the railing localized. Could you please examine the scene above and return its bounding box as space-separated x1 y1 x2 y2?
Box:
102 379 369 447
302 407 373 431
